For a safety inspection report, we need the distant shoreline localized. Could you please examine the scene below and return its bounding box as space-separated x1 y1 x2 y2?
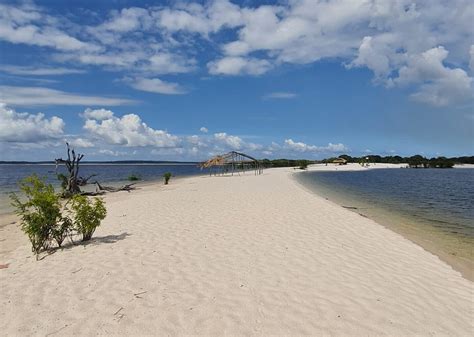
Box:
0 161 200 165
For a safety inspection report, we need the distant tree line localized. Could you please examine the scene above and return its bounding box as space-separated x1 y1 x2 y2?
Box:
319 155 474 168
260 159 315 168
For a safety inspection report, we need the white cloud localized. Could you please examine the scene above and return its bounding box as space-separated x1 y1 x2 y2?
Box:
349 36 393 81
187 135 207 148
1 0 472 106
0 65 86 76
124 77 186 95
94 7 152 33
0 3 99 52
156 0 243 36
212 0 473 104
81 108 114 120
67 137 94 148
199 126 208 133
208 57 272 75
263 92 297 99
394 47 473 106
284 139 347 153
470 45 474 71
0 103 64 142
83 109 180 148
0 86 136 106
98 149 126 156
213 132 244 150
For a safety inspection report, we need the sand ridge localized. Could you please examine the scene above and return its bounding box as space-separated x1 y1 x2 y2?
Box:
0 167 472 336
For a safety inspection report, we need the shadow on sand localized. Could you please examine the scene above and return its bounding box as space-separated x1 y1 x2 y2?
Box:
37 232 131 260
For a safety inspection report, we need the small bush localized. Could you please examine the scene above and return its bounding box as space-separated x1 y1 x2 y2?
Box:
70 195 107 241
127 174 141 181
51 217 73 248
163 172 172 185
56 173 68 190
10 175 65 255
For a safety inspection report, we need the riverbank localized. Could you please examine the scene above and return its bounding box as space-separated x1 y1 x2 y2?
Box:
296 163 473 281
0 167 472 335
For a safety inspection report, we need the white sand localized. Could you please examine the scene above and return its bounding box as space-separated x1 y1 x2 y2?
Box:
0 167 472 336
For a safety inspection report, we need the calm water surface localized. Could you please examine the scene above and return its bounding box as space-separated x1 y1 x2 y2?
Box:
0 163 204 214
297 168 473 236
296 168 474 275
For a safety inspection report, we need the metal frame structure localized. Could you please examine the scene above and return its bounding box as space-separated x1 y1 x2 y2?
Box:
200 151 263 176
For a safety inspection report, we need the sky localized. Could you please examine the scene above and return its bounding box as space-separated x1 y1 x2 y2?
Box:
0 0 473 161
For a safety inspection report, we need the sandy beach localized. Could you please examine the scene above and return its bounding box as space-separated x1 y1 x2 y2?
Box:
0 166 473 336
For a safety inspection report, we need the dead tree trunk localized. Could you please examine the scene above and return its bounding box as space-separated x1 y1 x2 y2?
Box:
55 143 84 196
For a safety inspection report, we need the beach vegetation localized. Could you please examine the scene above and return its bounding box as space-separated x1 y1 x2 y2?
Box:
56 173 68 191
163 172 172 184
127 174 141 181
297 161 308 170
319 154 459 168
428 157 454 168
10 174 108 256
261 159 314 168
70 194 107 241
10 175 66 255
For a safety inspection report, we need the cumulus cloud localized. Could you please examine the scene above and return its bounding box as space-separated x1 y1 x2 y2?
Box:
0 103 64 142
394 47 473 106
83 109 180 148
0 86 136 106
199 127 208 133
0 102 353 159
124 77 186 95
284 139 347 153
208 57 272 75
0 3 99 52
1 0 472 106
93 7 153 34
67 138 94 148
214 0 473 104
187 135 208 149
81 108 114 120
156 0 243 36
213 132 244 150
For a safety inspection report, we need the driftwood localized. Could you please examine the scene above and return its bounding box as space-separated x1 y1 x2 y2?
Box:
94 181 136 193
55 143 84 195
77 174 97 186
81 191 106 196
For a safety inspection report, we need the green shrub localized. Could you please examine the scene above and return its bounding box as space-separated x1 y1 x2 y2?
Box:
298 162 308 170
56 173 68 190
163 172 172 185
70 195 107 241
127 174 141 181
10 175 66 255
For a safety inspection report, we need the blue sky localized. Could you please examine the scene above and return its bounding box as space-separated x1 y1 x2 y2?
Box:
0 0 473 161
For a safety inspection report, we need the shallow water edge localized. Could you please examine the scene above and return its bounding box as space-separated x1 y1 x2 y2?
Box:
292 170 474 282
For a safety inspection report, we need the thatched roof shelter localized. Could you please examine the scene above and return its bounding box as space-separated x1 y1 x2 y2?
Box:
200 151 263 176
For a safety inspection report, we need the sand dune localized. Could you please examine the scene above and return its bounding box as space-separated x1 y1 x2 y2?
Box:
0 168 472 336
